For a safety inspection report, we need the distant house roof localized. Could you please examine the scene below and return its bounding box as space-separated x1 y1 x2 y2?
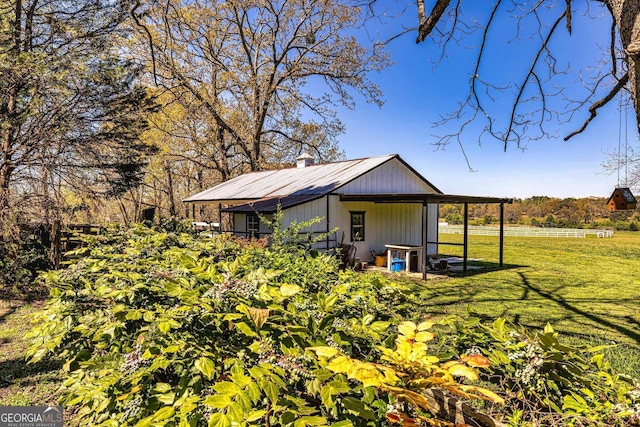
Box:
184 154 442 205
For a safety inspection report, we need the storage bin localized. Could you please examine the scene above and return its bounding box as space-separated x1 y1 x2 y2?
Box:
390 258 406 272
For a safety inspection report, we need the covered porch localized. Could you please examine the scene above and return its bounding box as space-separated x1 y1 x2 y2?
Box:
338 193 513 279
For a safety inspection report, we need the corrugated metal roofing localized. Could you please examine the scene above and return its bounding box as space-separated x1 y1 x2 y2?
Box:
184 154 400 203
221 195 322 213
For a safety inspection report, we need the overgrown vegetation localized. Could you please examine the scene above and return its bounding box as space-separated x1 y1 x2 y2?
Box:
21 220 640 426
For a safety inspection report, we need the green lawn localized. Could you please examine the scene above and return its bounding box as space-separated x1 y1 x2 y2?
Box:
398 231 640 373
0 297 62 406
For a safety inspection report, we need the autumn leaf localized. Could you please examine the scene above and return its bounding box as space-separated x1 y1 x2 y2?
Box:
461 354 490 368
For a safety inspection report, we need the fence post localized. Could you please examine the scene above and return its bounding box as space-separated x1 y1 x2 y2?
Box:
51 220 61 270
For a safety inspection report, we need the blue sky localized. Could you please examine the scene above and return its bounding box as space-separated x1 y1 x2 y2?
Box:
334 2 631 199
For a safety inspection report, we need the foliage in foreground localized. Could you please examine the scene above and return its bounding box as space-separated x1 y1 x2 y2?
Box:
26 223 640 426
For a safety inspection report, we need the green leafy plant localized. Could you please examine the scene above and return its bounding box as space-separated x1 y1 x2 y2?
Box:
27 223 412 426
26 221 639 426
309 320 504 426
440 315 640 426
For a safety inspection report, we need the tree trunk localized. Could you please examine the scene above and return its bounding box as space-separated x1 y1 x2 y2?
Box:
163 159 176 217
607 0 640 133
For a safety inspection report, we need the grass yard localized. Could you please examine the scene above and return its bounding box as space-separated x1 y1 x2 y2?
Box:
399 231 640 374
0 293 62 406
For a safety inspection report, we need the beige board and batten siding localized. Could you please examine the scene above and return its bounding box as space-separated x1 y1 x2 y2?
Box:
333 157 440 259
337 157 439 194
281 196 329 236
329 200 438 262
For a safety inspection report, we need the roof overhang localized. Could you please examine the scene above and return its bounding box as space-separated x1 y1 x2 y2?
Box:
183 198 256 205
221 194 324 213
339 193 513 204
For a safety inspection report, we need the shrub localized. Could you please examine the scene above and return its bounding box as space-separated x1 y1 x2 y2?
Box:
445 213 463 225
26 222 639 426
440 315 640 426
0 221 51 294
30 223 490 426
614 221 630 231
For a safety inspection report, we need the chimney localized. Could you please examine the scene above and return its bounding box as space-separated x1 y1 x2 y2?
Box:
296 152 314 168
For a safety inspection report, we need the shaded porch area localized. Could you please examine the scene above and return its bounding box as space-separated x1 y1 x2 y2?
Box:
338 193 513 279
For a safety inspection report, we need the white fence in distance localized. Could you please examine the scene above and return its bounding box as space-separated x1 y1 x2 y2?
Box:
439 224 614 238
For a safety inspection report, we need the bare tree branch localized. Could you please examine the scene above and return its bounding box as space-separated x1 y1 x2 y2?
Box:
565 0 572 35
565 73 629 141
416 0 451 43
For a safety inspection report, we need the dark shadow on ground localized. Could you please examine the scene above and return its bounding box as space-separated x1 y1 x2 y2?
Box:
442 261 525 278
0 356 63 387
516 271 640 345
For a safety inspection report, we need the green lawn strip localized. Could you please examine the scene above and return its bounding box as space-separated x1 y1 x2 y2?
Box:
394 231 640 374
0 297 63 406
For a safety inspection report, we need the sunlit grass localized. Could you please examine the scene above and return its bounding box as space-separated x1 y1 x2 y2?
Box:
0 300 62 406
396 231 640 374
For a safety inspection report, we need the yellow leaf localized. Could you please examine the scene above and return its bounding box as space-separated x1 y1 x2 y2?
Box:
247 307 269 330
458 385 505 404
416 321 433 331
307 346 339 358
386 386 433 412
327 356 353 374
445 362 478 381
195 357 215 380
544 323 555 334
396 340 413 358
351 365 385 388
414 331 435 343
397 321 417 338
280 283 302 296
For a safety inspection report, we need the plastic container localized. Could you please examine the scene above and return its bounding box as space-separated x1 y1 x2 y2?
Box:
390 258 406 272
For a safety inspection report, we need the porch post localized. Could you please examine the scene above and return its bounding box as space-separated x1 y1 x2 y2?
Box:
463 202 468 272
499 203 504 267
422 202 428 280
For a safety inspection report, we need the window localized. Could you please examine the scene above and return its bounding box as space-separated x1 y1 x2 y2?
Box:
350 211 365 242
247 214 260 238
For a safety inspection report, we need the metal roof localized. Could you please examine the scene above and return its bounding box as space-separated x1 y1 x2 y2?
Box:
184 154 410 203
221 195 323 213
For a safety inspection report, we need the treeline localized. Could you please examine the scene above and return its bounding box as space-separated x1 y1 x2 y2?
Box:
441 196 640 231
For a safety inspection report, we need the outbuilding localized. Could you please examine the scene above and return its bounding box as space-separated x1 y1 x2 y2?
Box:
184 154 511 278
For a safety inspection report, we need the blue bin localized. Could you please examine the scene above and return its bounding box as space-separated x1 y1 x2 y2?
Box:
390 258 406 272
